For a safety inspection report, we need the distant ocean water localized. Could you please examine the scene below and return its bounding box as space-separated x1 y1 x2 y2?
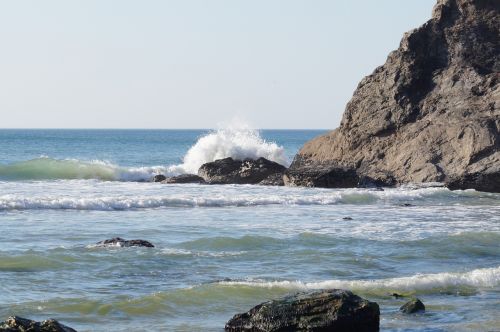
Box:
0 129 499 331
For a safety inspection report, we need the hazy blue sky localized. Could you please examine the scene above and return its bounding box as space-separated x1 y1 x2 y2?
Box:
0 0 436 129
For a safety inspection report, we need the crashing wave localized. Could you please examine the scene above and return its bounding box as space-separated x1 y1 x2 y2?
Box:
0 127 287 181
169 126 288 174
217 266 500 294
0 157 171 182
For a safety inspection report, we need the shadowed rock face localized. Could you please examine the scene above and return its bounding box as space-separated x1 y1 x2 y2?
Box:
225 289 380 332
287 0 499 192
198 157 286 185
0 316 77 332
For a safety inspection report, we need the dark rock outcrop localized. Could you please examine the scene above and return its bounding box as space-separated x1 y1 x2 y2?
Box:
153 174 167 182
225 289 380 332
162 174 206 184
93 237 154 248
400 298 426 314
0 316 77 332
198 157 286 185
286 0 500 192
258 173 285 186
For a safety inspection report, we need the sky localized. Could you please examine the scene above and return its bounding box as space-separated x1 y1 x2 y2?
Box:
0 0 436 129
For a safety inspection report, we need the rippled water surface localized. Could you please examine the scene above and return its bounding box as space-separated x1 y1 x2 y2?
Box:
0 130 499 331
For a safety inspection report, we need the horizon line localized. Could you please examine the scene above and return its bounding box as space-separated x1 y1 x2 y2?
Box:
0 127 332 131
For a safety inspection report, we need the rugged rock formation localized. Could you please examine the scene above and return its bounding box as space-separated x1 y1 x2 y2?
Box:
162 174 206 184
400 298 426 314
198 157 286 185
286 0 499 192
225 289 380 332
93 237 154 248
0 316 77 332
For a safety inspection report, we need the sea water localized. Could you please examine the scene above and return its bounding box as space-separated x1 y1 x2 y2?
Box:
0 129 498 331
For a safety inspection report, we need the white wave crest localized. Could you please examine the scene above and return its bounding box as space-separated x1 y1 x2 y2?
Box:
0 186 497 211
218 266 500 293
0 193 345 211
170 126 288 174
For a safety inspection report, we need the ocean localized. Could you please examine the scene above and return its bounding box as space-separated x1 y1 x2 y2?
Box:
0 129 499 331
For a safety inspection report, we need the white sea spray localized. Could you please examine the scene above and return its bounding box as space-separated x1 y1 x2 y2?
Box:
169 126 288 175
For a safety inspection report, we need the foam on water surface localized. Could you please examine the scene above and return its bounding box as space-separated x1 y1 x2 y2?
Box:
0 183 497 211
217 266 500 295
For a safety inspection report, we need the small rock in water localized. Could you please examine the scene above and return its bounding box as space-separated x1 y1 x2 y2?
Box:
225 289 379 332
163 174 206 184
94 237 154 248
391 293 404 299
0 316 77 332
343 216 353 220
153 174 167 182
400 298 425 314
401 203 414 207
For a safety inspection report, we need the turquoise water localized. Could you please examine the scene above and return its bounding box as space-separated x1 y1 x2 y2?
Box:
0 130 499 331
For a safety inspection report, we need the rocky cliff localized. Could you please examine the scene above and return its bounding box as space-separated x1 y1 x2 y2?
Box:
286 0 499 192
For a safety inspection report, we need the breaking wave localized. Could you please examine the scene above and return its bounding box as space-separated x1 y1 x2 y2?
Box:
0 157 170 182
217 266 500 295
0 193 345 211
0 127 287 181
169 126 288 174
0 186 498 211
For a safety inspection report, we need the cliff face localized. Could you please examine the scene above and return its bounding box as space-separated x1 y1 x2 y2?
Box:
286 0 500 192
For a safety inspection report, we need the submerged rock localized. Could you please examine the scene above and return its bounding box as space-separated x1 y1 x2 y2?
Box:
0 316 77 332
286 0 500 192
225 289 380 332
198 157 287 185
93 237 154 248
163 174 206 184
400 298 426 314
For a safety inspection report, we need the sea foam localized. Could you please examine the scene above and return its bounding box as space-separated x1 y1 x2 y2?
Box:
0 186 497 211
218 266 500 294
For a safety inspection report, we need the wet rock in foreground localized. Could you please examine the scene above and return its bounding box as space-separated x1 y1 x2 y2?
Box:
0 316 77 332
225 289 379 332
94 237 154 248
400 298 425 314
